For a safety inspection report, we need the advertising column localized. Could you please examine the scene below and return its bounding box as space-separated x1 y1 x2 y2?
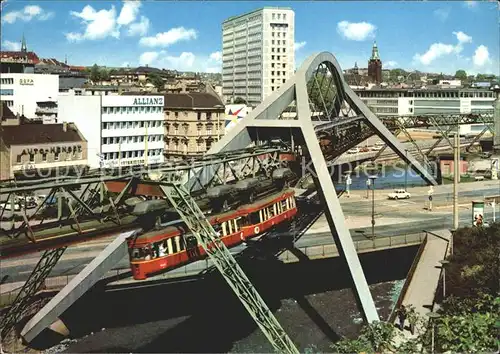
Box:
472 201 485 226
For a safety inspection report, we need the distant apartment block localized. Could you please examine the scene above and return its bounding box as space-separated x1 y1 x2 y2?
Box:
163 93 225 159
222 7 295 106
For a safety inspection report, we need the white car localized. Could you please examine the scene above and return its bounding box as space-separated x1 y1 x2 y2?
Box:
0 202 21 211
388 189 411 200
347 148 360 154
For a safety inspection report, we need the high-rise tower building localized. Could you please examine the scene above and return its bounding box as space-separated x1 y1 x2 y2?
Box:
222 7 295 107
367 41 382 84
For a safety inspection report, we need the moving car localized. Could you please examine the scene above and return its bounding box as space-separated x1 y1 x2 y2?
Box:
387 189 411 200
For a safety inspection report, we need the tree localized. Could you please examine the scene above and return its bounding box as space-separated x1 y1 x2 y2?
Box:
90 64 101 83
100 68 110 81
329 224 500 353
455 69 467 80
148 73 164 92
307 73 337 113
233 97 247 104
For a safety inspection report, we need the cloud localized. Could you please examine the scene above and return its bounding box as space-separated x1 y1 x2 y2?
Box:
2 5 54 24
295 41 306 51
337 21 376 41
414 31 473 65
2 40 21 51
160 52 196 70
139 51 160 66
139 27 197 47
473 45 490 66
128 16 150 36
453 31 472 44
66 1 150 42
209 51 222 62
137 50 222 72
66 4 119 41
385 61 398 68
433 8 450 21
414 43 456 65
117 0 141 26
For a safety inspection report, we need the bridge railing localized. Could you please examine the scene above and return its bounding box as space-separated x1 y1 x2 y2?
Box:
387 231 430 323
279 232 426 263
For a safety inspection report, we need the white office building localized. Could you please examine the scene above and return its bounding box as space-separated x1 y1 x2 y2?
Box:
222 7 295 106
355 87 496 135
0 73 59 118
58 95 165 169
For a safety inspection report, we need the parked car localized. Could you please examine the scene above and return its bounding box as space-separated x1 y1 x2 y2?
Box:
387 189 411 200
347 148 360 154
0 202 21 211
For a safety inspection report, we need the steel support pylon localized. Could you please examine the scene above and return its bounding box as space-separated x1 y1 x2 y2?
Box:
0 247 67 339
188 52 438 324
160 183 299 354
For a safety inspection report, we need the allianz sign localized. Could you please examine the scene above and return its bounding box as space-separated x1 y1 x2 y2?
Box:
133 97 164 106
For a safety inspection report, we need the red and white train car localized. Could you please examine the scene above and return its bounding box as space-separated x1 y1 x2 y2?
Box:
127 189 297 280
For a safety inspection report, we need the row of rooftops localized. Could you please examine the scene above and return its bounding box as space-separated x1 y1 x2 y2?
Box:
0 102 84 147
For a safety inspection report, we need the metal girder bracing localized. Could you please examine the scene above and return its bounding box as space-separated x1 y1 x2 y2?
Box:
0 247 67 339
380 113 494 130
466 126 490 152
21 230 136 343
0 148 284 243
159 183 298 354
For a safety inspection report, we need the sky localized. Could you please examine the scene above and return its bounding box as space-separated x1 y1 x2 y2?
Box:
1 0 499 75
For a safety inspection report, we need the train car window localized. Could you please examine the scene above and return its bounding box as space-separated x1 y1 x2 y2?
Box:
259 210 263 223
281 199 287 211
267 206 274 218
227 220 233 234
273 204 278 216
171 237 178 253
291 197 295 208
131 248 143 261
222 222 228 236
234 217 241 232
167 238 173 255
248 210 262 225
286 198 290 210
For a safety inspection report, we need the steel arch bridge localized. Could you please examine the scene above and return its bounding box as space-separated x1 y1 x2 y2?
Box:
5 52 487 353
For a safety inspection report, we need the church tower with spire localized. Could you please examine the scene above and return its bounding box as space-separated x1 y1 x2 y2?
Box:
21 33 27 53
367 41 382 84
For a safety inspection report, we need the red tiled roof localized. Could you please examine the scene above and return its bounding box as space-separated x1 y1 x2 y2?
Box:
0 51 40 63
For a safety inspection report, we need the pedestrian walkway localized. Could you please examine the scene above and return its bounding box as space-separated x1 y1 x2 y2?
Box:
393 229 450 345
342 179 499 202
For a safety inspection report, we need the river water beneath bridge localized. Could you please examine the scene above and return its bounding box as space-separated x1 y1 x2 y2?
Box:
339 166 429 191
31 246 417 353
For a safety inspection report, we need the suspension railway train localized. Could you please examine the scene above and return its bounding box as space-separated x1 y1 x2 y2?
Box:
0 167 300 280
127 188 298 280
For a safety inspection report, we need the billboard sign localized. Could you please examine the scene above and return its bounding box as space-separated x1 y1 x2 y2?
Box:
472 201 485 226
224 104 247 133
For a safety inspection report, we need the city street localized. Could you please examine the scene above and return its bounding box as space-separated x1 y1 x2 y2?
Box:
1 180 497 286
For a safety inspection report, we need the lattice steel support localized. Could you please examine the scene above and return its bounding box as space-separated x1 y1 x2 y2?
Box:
160 183 299 354
0 247 67 339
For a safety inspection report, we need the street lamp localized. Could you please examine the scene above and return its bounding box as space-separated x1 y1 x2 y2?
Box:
427 312 441 354
404 149 408 191
369 175 378 239
439 260 450 298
